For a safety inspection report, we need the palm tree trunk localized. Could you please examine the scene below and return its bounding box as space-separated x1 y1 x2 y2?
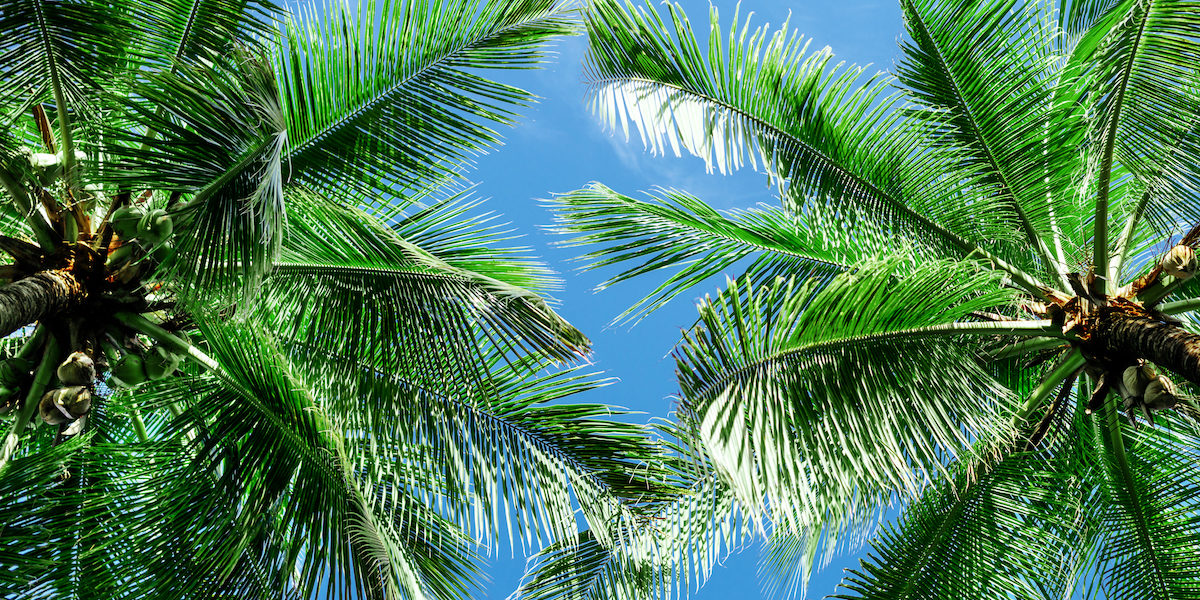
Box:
1095 311 1200 386
0 270 86 338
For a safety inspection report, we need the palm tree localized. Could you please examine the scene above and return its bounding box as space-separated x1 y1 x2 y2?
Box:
521 1 1200 599
0 0 670 597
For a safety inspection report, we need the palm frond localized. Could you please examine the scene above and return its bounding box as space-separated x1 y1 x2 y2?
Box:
72 319 498 600
512 421 757 600
391 190 556 293
129 0 283 69
674 259 1026 567
834 431 1095 600
549 183 896 323
0 0 127 123
101 50 286 302
1086 1 1200 240
897 0 1078 272
0 436 86 599
582 0 1023 257
303 345 672 554
1094 406 1200 599
275 0 577 200
256 188 587 384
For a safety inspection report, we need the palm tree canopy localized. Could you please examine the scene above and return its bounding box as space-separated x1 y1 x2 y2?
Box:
0 0 675 598
532 1 1200 599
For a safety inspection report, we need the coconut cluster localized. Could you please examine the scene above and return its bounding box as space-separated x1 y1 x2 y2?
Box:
106 204 176 278
38 352 95 429
1118 361 1181 421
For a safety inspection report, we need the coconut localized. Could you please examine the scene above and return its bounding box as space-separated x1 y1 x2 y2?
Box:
108 354 148 388
110 205 146 240
1144 376 1179 412
143 346 181 380
39 387 91 425
57 352 95 386
1162 245 1197 279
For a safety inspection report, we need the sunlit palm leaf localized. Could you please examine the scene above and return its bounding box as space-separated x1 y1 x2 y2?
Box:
129 0 283 69
550 183 893 323
275 0 576 200
897 0 1081 269
582 0 1023 256
1085 0 1200 233
674 260 1021 562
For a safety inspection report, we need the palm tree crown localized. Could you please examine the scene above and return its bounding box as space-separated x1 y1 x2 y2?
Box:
0 0 672 598
529 1 1200 599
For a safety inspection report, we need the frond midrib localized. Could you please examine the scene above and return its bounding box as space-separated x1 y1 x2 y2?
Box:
283 9 564 162
683 320 1057 404
289 341 649 506
574 193 857 271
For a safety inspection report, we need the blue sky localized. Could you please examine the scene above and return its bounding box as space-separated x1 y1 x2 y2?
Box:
461 1 907 598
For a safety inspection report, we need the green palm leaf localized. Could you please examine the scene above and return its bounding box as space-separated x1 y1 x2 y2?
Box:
101 51 286 302
834 434 1093 600
582 0 1025 258
1085 0 1200 251
674 259 1032 563
259 188 587 377
1094 407 1200 599
0 0 127 122
128 0 283 69
275 0 576 199
550 183 887 323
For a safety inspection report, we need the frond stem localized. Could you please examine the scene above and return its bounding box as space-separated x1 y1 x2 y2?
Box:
987 337 1068 361
1094 1 1152 292
1159 296 1200 315
33 0 77 192
1110 185 1153 284
1014 348 1085 425
0 330 56 474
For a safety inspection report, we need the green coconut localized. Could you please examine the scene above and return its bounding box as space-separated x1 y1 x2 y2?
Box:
109 354 148 388
110 205 146 240
143 346 181 380
140 209 173 244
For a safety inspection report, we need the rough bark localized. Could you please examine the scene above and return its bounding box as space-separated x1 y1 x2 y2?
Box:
1095 311 1200 387
0 270 86 338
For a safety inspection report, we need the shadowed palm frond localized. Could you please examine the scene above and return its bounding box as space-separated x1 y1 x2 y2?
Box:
1094 407 1200 599
0 0 128 124
129 0 283 69
834 418 1097 600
